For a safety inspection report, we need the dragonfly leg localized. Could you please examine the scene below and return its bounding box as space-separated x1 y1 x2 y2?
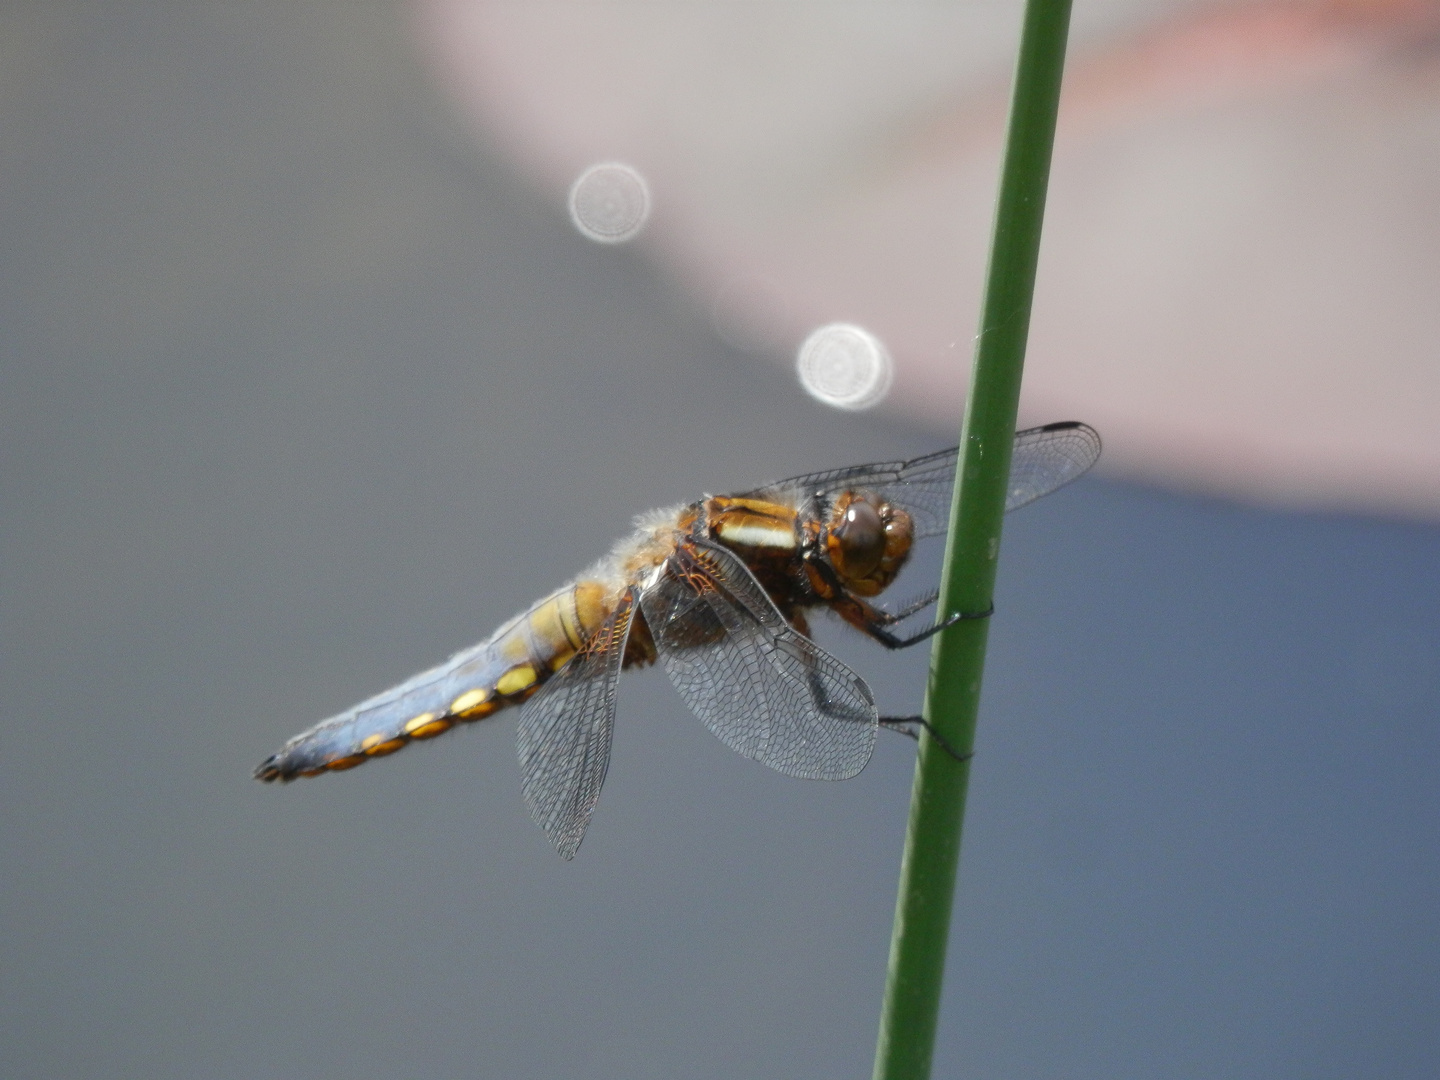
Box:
871 589 939 626
880 716 973 764
836 594 993 651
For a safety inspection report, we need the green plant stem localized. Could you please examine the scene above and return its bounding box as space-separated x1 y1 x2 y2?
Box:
871 1 1075 1077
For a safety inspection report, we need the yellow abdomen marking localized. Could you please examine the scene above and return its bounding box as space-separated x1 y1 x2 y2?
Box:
496 665 538 697
528 597 574 654
570 581 608 641
362 733 407 757
527 603 576 673
524 582 609 672
498 632 531 663
403 711 453 739
449 688 490 717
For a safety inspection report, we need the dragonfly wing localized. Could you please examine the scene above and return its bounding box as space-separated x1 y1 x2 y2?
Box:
516 587 636 860
741 421 1101 539
1005 421 1104 513
639 539 877 780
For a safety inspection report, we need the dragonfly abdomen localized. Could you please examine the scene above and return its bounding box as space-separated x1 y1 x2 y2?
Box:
254 580 615 782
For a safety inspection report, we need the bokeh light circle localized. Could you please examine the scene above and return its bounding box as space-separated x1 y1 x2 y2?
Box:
796 323 893 410
567 162 651 244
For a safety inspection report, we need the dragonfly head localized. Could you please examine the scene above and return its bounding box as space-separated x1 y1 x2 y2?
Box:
824 492 914 597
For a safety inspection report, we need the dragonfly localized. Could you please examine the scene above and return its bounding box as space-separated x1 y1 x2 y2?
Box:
256 421 1100 858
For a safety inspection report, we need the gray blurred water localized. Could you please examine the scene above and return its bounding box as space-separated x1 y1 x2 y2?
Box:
1 5 1436 1079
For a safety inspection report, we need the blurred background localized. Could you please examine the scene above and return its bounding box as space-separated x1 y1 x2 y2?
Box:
1 2 1436 1078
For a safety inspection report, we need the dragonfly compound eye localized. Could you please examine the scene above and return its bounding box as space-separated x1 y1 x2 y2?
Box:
829 498 885 581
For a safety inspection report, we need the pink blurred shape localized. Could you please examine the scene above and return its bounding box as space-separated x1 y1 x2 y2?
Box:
416 0 1440 517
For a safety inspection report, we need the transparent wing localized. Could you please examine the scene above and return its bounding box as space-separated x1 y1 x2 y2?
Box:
742 421 1101 539
516 589 635 860
1006 422 1104 513
639 540 877 780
